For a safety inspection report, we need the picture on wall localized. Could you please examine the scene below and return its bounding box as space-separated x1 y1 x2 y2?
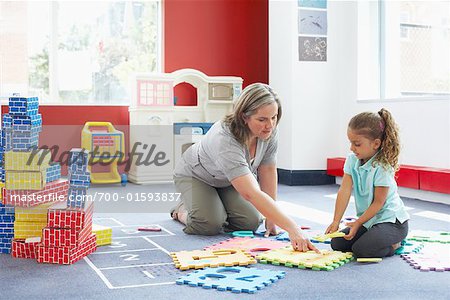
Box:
297 0 327 62
298 36 327 62
298 9 327 35
298 0 327 9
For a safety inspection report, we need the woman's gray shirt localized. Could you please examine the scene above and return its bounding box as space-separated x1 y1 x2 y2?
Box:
174 121 278 188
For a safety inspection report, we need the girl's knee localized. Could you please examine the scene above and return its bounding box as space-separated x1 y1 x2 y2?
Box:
330 238 349 252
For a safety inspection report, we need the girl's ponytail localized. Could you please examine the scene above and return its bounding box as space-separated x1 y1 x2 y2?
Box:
378 108 400 171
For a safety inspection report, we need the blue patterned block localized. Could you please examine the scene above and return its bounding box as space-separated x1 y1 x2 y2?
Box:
69 163 87 174
0 215 15 223
0 233 14 239
0 206 15 215
0 227 14 234
69 148 89 167
0 167 4 183
2 114 12 130
0 244 12 254
11 113 42 128
67 187 88 209
2 130 12 151
176 267 286 294
0 222 14 229
8 97 39 116
46 162 61 183
68 171 90 188
11 131 39 151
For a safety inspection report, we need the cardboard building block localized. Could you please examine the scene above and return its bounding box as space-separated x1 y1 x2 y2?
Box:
4 150 51 172
8 96 39 116
11 239 39 259
3 179 68 207
171 249 257 271
13 220 47 239
205 237 289 257
92 224 112 246
176 266 286 294
67 187 88 208
68 171 91 188
48 201 93 230
42 221 92 247
5 170 47 190
69 149 89 168
36 233 97 265
46 163 61 183
14 202 54 223
257 246 354 271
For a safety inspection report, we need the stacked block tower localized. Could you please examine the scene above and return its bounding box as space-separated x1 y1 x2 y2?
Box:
67 149 90 208
0 96 68 255
0 96 96 263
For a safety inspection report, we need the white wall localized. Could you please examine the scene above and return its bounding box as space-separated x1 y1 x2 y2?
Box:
270 0 450 170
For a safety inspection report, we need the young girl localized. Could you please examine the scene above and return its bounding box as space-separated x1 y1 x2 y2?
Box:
325 108 409 258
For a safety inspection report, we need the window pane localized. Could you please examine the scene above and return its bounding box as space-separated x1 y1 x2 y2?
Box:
0 1 161 104
385 0 450 97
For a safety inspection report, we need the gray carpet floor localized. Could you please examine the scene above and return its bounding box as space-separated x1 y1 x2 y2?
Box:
0 183 449 300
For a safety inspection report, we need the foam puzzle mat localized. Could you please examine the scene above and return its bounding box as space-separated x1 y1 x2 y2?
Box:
401 243 450 272
406 230 450 244
170 249 257 271
204 237 288 256
176 266 285 293
257 246 354 271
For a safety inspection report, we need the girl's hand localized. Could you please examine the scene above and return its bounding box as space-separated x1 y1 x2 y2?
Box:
344 221 361 240
264 219 278 237
325 221 340 234
289 229 321 253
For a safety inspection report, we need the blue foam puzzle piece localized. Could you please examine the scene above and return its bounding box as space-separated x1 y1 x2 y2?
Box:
176 266 285 294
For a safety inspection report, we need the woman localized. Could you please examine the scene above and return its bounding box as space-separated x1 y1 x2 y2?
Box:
171 83 317 252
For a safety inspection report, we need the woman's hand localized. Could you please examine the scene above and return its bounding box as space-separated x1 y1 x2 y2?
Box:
325 221 340 234
289 229 320 253
344 221 361 240
264 219 278 237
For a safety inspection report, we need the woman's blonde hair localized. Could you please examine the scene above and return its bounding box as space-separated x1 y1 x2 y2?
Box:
223 83 282 144
348 108 401 171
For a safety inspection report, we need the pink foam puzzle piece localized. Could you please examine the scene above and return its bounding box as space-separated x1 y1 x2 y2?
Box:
401 243 450 272
205 237 289 256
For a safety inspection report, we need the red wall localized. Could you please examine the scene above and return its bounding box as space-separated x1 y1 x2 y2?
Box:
164 0 269 86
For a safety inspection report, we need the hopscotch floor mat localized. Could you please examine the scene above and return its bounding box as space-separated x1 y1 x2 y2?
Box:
257 246 354 271
84 217 178 289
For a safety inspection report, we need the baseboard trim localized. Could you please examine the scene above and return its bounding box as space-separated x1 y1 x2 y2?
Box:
277 169 335 186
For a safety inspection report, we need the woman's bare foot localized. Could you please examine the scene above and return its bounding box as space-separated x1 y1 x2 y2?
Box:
171 202 187 225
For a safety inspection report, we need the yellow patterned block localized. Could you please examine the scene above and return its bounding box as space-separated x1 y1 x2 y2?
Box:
256 246 354 271
0 182 4 200
14 221 47 239
15 202 54 223
170 249 257 271
5 150 51 171
5 171 47 190
92 224 112 246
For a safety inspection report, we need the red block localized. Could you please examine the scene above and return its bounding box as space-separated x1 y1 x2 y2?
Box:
11 239 39 259
48 201 93 230
2 179 69 207
419 168 450 194
327 157 345 177
42 221 93 247
396 165 422 189
36 234 97 265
